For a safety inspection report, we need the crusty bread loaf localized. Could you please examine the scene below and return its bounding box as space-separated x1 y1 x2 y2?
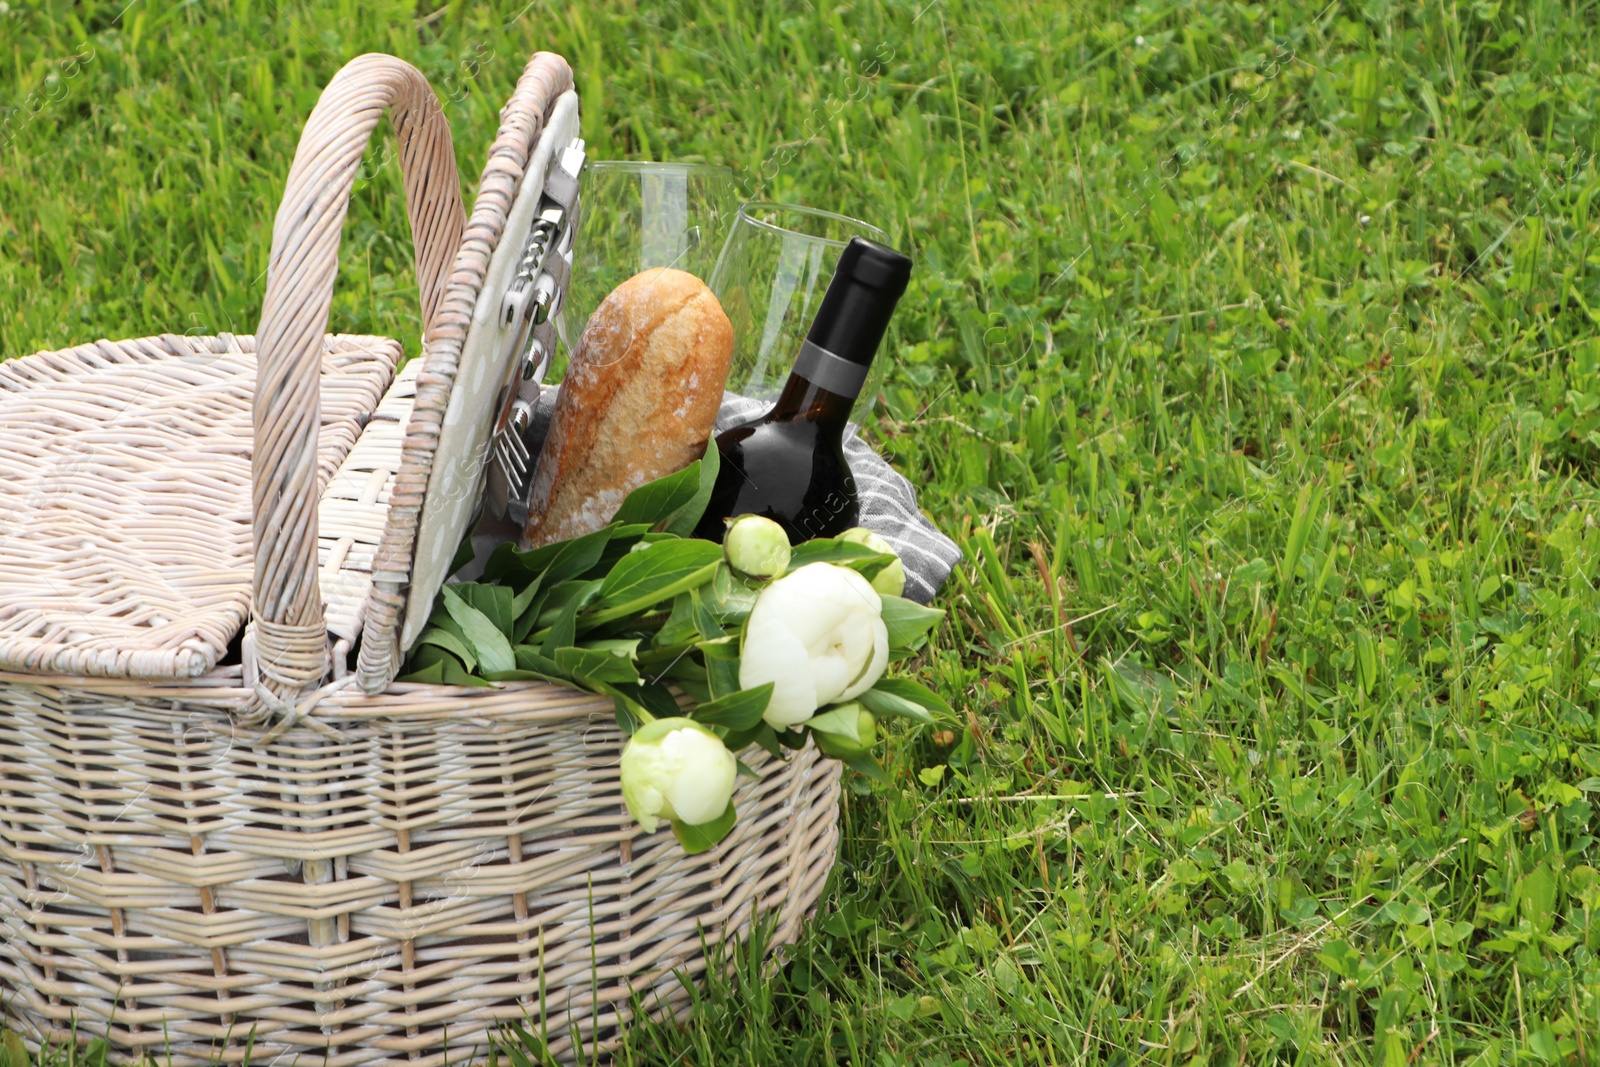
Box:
520 268 734 548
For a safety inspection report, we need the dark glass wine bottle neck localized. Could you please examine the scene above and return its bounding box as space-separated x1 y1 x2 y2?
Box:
767 370 857 431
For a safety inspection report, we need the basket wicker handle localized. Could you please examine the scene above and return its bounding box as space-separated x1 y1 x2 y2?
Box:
251 54 465 702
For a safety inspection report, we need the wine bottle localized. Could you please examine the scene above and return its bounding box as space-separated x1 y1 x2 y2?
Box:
695 237 912 544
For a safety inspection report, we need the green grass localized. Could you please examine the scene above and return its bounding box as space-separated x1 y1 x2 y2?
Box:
5 0 1600 1062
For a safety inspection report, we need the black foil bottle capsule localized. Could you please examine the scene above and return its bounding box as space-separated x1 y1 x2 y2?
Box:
695 237 913 544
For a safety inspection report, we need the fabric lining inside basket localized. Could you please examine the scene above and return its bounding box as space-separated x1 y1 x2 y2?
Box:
0 332 400 680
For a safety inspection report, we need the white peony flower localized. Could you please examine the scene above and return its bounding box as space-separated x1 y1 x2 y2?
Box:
620 718 737 833
739 562 889 728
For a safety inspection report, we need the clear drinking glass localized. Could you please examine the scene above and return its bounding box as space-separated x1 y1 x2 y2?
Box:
553 161 738 377
708 202 892 417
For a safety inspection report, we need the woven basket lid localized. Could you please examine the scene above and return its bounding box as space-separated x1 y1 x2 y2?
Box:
0 333 401 681
353 53 577 693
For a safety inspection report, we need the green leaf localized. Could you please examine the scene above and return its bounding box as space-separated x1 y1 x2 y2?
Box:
480 540 536 586
439 655 494 688
482 668 558 682
501 1024 561 1067
844 754 893 784
1526 1026 1561 1063
886 994 919 1023
690 683 774 730
880 596 946 650
662 657 713 703
513 583 548 644
660 436 721 537
396 659 446 684
778 539 898 583
610 681 684 721
706 562 759 622
396 641 491 686
510 571 544 619
671 801 737 855
540 594 580 657
598 538 724 605
700 636 743 699
405 643 452 672
554 645 642 686
416 626 477 672
580 523 661 580
582 637 641 658
787 538 881 569
514 646 563 675
534 578 605 629
654 591 700 647
1354 629 1377 696
841 555 896 582
478 524 618 595
432 610 472 650
869 676 954 717
400 640 491 688
690 586 727 642
587 540 723 624
724 721 786 759
611 692 643 734
459 582 515 638
441 586 516 674
547 525 621 581
857 683 936 725
480 526 613 589
612 460 703 526
3 1028 30 1067
808 703 870 742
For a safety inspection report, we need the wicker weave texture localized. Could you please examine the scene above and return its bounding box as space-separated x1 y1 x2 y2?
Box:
248 54 466 707
0 333 399 680
0 49 845 1067
355 53 575 693
0 680 840 1066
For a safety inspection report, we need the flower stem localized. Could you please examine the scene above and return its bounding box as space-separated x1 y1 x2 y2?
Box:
582 561 722 628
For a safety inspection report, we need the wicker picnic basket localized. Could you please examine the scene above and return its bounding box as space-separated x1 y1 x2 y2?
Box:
0 51 840 1066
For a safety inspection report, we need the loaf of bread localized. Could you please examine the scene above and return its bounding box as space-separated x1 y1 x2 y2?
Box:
520 268 734 548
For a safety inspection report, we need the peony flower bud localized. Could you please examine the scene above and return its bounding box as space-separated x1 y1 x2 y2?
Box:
619 718 737 833
838 526 905 598
807 702 878 760
739 562 889 728
723 514 791 579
